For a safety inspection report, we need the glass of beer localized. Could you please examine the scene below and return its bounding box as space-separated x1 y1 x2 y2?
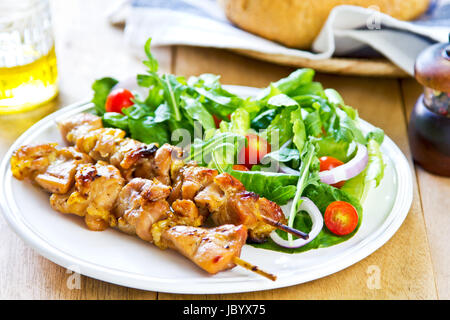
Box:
0 0 58 114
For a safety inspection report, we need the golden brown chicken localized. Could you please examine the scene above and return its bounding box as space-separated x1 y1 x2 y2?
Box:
159 224 248 274
196 173 286 242
114 177 171 241
50 161 125 231
11 143 92 194
58 114 184 184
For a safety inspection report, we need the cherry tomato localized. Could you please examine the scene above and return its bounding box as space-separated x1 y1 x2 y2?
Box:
324 201 359 236
232 164 249 171
319 156 345 188
238 134 271 169
105 88 135 114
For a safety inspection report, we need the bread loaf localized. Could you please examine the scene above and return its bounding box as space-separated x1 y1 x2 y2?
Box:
219 0 430 49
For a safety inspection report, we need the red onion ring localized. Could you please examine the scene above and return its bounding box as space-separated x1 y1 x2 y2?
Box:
270 197 323 249
318 143 368 185
280 143 369 185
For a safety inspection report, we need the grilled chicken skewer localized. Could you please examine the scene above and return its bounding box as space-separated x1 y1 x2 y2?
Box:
11 146 276 280
57 113 308 242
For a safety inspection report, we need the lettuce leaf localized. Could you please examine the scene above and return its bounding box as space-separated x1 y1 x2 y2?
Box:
341 139 385 203
230 170 299 205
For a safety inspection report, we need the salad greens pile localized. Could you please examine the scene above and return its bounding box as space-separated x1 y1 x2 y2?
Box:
92 38 386 253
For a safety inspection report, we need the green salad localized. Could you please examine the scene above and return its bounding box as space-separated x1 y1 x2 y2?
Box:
91 38 385 253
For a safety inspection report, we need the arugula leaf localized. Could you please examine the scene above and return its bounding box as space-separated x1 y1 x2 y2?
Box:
188 133 245 166
122 101 152 120
143 38 159 73
263 145 299 163
161 74 184 122
287 142 319 243
181 96 216 131
250 109 278 130
102 112 129 131
128 116 169 145
92 77 118 115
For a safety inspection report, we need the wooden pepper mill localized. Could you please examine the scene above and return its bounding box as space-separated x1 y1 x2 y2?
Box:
408 42 450 176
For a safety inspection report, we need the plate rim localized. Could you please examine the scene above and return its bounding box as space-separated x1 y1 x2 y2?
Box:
0 85 413 294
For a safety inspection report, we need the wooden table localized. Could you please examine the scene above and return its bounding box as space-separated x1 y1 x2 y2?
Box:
0 0 448 300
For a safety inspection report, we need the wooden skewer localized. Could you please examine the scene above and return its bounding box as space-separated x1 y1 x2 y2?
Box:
233 256 277 281
261 216 309 240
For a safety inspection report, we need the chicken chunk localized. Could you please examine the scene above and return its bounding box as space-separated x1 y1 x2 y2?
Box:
171 199 204 227
152 144 185 185
58 112 103 144
160 224 248 274
195 173 286 242
168 164 218 202
34 147 92 194
11 143 92 194
11 143 58 180
50 161 125 231
114 178 171 241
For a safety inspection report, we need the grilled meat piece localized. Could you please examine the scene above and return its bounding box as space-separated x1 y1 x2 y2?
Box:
114 177 171 241
158 224 248 274
58 114 184 184
171 199 204 227
152 144 185 186
11 143 92 194
11 143 58 180
50 161 125 231
58 112 103 145
196 173 286 242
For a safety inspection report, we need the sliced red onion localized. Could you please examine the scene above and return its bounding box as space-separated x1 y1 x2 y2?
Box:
270 197 323 249
319 143 368 185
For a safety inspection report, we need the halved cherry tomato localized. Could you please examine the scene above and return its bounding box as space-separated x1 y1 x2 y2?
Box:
232 164 249 171
319 156 345 188
105 88 135 114
238 134 271 169
324 201 359 236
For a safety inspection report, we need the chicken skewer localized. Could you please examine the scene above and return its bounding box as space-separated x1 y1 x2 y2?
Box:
11 146 276 280
57 113 309 242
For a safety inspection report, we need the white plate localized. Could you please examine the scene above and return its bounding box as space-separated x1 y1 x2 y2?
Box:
0 86 413 294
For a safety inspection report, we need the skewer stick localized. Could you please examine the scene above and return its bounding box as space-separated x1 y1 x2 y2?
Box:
261 216 309 240
233 256 277 281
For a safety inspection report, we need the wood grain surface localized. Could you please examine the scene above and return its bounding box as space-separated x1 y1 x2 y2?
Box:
0 0 446 300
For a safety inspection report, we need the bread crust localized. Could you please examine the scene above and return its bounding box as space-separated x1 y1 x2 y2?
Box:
219 0 430 49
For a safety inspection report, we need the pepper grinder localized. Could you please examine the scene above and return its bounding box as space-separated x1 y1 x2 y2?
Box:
408 41 450 177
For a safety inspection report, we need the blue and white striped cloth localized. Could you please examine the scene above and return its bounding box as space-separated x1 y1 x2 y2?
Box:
108 0 450 75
